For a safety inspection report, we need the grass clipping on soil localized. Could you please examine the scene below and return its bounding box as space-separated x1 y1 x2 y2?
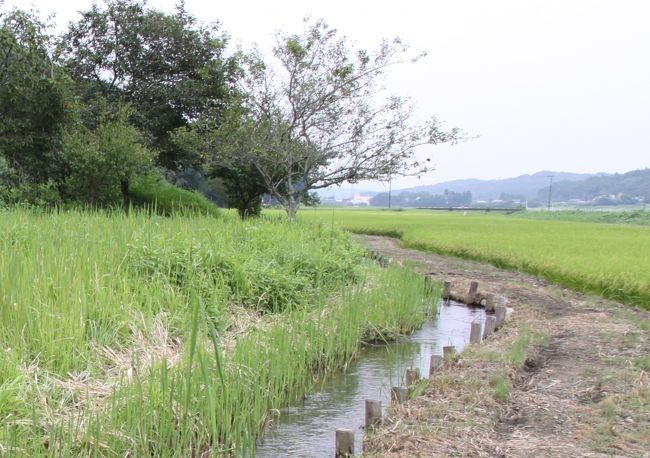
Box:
363 305 547 457
364 297 650 457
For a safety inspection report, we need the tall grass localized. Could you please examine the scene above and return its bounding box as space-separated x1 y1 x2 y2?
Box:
80 267 431 456
296 208 650 309
0 208 435 455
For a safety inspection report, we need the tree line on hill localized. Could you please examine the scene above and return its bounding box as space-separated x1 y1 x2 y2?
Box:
538 169 650 205
0 0 461 217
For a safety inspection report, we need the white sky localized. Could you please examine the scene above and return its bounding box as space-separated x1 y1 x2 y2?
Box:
5 0 650 190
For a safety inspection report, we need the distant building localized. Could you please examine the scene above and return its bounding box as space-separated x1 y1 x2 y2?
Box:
346 193 372 206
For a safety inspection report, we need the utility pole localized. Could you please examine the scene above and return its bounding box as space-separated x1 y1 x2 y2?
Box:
388 175 392 209
547 175 554 211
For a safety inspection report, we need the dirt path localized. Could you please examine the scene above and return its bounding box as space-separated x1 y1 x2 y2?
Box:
357 235 649 458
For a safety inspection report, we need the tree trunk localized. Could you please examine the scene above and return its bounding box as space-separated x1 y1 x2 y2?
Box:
282 193 302 220
270 188 301 220
285 200 300 220
120 178 130 209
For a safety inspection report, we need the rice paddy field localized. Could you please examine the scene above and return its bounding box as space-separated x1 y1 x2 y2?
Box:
516 209 650 226
0 208 436 456
298 208 650 309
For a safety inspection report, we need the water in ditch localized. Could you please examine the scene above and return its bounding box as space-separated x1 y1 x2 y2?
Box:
256 301 486 457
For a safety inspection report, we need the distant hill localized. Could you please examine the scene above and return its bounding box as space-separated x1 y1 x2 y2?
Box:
540 169 650 203
394 171 600 201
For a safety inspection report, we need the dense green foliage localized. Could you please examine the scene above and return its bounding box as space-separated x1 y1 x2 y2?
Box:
298 208 650 309
61 110 155 204
58 0 238 172
172 116 269 218
514 209 650 226
0 209 434 454
0 9 69 185
0 2 230 212
1 2 451 217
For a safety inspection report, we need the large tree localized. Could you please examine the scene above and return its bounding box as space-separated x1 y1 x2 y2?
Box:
171 109 271 218
58 0 239 171
213 20 462 218
0 8 69 184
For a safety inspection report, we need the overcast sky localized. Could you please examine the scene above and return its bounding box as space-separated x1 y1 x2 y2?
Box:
5 0 650 191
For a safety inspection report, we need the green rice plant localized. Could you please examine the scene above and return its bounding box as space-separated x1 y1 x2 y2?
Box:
294 208 650 309
514 209 650 226
11 265 432 456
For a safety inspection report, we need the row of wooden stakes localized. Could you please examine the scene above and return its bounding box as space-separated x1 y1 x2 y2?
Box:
429 276 509 311
334 278 509 456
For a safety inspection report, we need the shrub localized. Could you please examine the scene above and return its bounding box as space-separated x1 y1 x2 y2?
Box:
61 112 154 205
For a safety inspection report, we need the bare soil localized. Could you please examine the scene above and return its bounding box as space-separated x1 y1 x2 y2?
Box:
358 235 649 458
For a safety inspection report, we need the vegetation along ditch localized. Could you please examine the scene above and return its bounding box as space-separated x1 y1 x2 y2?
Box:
257 301 486 457
0 208 440 456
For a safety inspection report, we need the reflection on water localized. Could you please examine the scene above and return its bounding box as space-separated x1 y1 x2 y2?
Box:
257 302 485 457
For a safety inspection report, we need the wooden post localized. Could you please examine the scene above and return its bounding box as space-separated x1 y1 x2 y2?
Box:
467 281 479 304
335 429 355 457
442 281 452 300
443 345 456 361
483 315 496 339
429 355 443 376
365 400 382 427
391 386 408 404
495 305 507 328
470 321 482 344
485 293 497 312
405 368 420 386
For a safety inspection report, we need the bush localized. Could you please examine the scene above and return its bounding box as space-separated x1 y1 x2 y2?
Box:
125 219 363 312
61 112 154 205
0 156 62 207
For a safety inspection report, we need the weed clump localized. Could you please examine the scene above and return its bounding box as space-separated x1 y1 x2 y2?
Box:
126 220 363 312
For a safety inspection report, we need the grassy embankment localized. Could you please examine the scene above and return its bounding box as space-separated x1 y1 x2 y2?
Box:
128 173 223 217
0 208 436 455
298 208 650 309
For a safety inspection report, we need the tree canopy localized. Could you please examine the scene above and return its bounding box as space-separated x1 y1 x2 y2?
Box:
58 0 239 171
0 4 461 216
209 20 462 217
0 8 69 184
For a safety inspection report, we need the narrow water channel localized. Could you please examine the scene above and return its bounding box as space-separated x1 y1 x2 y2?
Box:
257 301 486 457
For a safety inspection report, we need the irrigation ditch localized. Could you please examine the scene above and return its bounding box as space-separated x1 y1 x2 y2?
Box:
257 278 511 457
354 235 650 457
